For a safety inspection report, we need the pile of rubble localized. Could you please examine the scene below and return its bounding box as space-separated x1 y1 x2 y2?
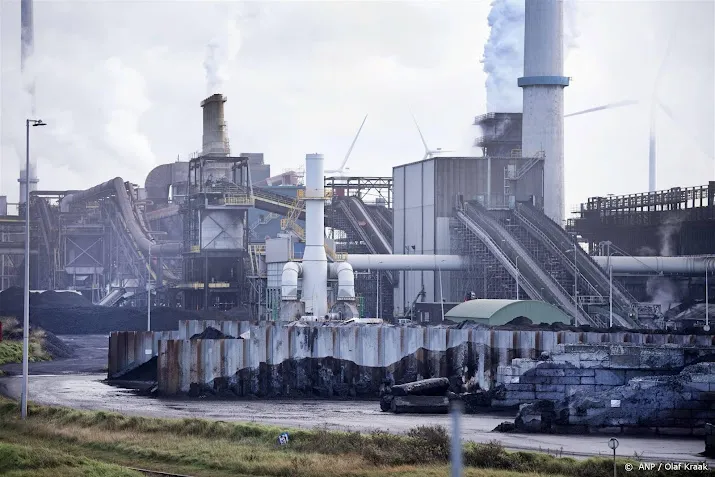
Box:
379 377 505 414
510 361 715 436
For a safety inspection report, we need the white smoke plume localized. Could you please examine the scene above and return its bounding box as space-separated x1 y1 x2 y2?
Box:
481 0 525 113
564 0 581 54
657 212 686 256
203 8 243 96
646 275 682 314
481 0 580 113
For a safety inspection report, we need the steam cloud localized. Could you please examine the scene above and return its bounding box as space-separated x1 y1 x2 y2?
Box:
481 0 525 113
481 0 580 113
657 212 686 256
203 10 243 96
646 275 682 314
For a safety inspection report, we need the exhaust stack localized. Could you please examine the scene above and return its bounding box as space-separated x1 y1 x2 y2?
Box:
301 153 329 317
200 94 229 156
519 0 569 225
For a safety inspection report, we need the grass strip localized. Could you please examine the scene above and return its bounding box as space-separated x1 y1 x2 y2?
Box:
0 397 707 477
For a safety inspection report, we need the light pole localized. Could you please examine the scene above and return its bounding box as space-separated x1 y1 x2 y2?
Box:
22 118 46 420
515 255 520 300
147 247 152 331
439 259 445 321
376 261 383 318
705 263 710 332
606 241 613 328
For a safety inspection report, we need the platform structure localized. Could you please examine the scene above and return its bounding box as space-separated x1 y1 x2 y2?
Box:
568 182 715 255
180 155 254 311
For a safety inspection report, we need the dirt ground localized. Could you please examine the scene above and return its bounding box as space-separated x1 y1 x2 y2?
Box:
0 334 712 465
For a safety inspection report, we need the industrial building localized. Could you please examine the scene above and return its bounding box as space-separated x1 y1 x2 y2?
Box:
1 0 712 331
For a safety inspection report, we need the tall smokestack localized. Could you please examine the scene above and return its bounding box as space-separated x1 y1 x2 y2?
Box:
200 94 229 156
301 153 328 318
519 0 569 225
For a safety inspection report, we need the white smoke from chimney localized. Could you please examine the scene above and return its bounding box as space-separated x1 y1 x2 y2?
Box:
481 0 525 113
203 9 243 96
481 0 580 113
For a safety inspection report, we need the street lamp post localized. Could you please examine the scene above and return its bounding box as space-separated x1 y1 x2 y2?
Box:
439 260 445 321
515 256 520 300
147 247 152 331
21 118 46 420
606 241 613 328
705 264 710 332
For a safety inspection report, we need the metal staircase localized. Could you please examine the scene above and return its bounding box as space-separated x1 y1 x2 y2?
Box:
463 202 600 326
516 203 640 327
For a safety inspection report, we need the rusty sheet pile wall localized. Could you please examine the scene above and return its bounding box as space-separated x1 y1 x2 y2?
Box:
108 321 715 397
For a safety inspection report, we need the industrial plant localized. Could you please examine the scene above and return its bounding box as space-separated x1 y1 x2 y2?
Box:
2 0 715 460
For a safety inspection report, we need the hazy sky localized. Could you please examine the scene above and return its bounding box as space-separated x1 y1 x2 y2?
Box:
1 0 713 213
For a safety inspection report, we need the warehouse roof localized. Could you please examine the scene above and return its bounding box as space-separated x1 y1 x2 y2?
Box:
444 299 571 326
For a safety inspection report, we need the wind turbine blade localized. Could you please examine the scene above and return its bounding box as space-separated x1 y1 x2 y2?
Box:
411 113 430 152
338 114 368 172
657 99 714 160
653 11 681 95
565 100 639 118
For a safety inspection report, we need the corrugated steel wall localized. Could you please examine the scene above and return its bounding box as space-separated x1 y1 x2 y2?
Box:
104 321 715 395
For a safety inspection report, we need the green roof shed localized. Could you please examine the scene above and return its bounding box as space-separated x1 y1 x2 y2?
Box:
444 299 572 326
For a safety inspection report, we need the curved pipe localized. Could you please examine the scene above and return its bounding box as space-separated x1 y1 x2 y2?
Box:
346 254 467 271
281 262 302 301
60 177 182 256
145 162 189 204
329 262 355 300
592 256 715 274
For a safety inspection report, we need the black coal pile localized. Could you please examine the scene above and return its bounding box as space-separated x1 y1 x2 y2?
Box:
379 377 504 414
28 306 204 335
190 326 236 340
41 329 75 358
111 356 158 382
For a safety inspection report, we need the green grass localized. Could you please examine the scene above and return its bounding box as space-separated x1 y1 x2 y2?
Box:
0 442 142 476
0 398 708 477
0 317 50 368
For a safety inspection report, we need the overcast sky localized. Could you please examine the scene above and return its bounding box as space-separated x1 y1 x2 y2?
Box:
1 0 713 213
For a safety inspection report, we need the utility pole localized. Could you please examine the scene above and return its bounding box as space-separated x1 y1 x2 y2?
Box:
607 241 613 328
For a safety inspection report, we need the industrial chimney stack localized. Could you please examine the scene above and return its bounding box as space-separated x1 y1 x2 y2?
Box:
201 94 229 156
519 0 569 226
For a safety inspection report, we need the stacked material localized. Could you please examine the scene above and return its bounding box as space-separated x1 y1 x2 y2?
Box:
379 377 504 414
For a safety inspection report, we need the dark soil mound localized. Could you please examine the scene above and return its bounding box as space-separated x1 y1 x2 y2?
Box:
112 356 158 381
42 329 75 359
505 316 533 326
34 290 90 307
190 326 236 340
29 306 203 335
0 287 90 316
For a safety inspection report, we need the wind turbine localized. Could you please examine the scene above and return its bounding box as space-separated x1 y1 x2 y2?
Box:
412 114 454 160
564 17 684 193
325 114 368 177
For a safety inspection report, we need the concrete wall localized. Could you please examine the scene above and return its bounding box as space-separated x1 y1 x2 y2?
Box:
107 320 715 397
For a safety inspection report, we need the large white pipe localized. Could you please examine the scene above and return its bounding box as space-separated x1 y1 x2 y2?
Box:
346 253 715 275
281 262 302 300
329 262 356 300
301 153 329 316
592 256 715 274
519 0 569 226
346 254 467 271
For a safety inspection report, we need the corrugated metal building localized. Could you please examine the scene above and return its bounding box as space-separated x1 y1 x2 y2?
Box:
392 156 544 316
